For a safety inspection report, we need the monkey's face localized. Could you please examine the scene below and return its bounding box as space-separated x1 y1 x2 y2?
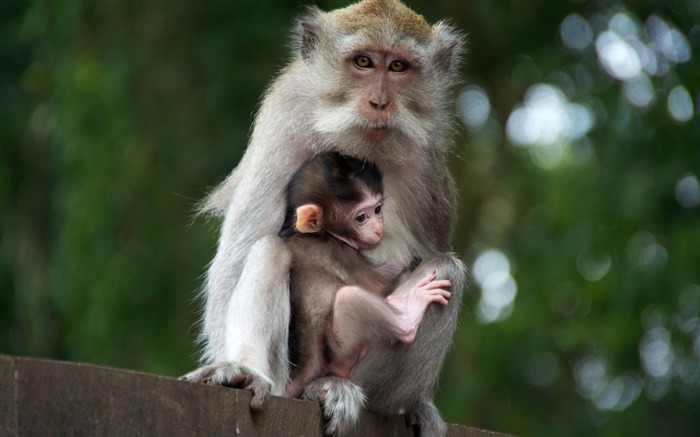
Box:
325 193 384 251
346 193 384 251
345 51 418 143
298 2 464 166
309 41 435 165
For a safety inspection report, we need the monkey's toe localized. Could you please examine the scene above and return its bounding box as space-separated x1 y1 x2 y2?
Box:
180 362 273 410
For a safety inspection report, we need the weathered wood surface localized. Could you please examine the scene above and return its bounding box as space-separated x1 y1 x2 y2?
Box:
0 355 510 437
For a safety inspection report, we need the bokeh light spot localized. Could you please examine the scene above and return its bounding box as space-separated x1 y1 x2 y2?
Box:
576 249 612 282
646 15 691 64
457 85 491 129
640 327 674 378
506 84 595 169
675 173 700 208
473 249 518 324
596 30 642 80
623 74 655 107
667 85 694 122
560 14 594 51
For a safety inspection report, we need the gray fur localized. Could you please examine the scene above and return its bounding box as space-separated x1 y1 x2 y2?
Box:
185 1 467 435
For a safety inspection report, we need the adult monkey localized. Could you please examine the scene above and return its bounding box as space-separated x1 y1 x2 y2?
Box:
182 0 466 435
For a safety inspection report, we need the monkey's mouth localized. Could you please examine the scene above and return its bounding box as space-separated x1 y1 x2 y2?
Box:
364 124 391 142
368 121 390 130
360 241 381 251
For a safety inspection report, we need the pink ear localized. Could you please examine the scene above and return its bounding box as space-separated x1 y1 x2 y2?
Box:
296 204 323 233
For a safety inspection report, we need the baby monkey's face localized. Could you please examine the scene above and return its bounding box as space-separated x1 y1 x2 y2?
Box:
348 193 384 251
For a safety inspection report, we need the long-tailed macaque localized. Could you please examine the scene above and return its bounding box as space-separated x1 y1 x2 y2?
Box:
280 152 452 400
181 0 466 435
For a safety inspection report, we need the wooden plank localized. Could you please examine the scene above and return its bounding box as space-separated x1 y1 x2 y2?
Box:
0 355 512 437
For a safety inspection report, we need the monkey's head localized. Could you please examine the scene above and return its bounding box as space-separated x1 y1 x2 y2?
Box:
282 153 385 251
291 0 466 166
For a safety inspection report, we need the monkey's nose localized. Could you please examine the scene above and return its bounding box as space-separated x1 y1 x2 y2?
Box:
370 98 390 112
369 88 390 112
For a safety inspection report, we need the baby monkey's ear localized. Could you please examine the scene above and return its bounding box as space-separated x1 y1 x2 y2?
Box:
296 204 324 233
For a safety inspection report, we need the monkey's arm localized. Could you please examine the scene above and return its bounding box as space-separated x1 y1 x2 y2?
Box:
183 60 316 412
181 235 293 410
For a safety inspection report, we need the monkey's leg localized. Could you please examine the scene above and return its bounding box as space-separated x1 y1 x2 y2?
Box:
304 266 453 436
341 253 466 437
284 357 325 399
325 286 391 379
328 279 449 376
181 235 292 410
373 253 466 436
283 341 327 399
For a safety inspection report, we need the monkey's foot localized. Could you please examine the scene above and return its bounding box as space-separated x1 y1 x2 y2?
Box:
180 362 272 411
302 377 366 435
406 397 448 437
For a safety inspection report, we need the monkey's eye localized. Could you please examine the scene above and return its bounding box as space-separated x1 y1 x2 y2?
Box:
389 61 408 72
374 204 383 215
354 55 373 69
355 213 369 223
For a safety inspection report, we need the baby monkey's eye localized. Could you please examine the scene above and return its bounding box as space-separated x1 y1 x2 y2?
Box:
354 55 373 69
374 204 383 215
355 213 369 223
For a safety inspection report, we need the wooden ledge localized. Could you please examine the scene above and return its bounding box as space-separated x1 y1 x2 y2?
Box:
0 355 509 436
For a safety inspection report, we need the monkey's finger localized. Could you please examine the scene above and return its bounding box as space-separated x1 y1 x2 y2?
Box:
249 381 271 412
418 286 451 298
179 365 217 384
416 271 437 287
179 373 198 383
421 294 449 306
249 392 265 411
437 290 452 305
419 279 452 291
437 296 450 305
424 288 451 303
429 288 452 299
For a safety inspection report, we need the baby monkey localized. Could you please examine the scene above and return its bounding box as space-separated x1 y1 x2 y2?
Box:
280 152 452 399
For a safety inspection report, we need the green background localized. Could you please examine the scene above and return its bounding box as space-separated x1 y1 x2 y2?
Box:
2 1 698 436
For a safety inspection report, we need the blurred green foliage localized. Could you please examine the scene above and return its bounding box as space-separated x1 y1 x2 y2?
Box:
1 1 698 436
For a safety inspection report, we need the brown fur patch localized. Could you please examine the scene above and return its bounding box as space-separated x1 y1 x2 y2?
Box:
323 89 350 105
406 98 428 117
331 0 431 41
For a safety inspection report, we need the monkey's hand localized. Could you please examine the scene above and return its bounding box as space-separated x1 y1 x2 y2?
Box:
302 377 366 436
386 271 452 344
179 362 272 411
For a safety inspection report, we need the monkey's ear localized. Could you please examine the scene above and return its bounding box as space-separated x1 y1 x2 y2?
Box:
300 21 319 61
296 204 323 233
431 22 467 73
